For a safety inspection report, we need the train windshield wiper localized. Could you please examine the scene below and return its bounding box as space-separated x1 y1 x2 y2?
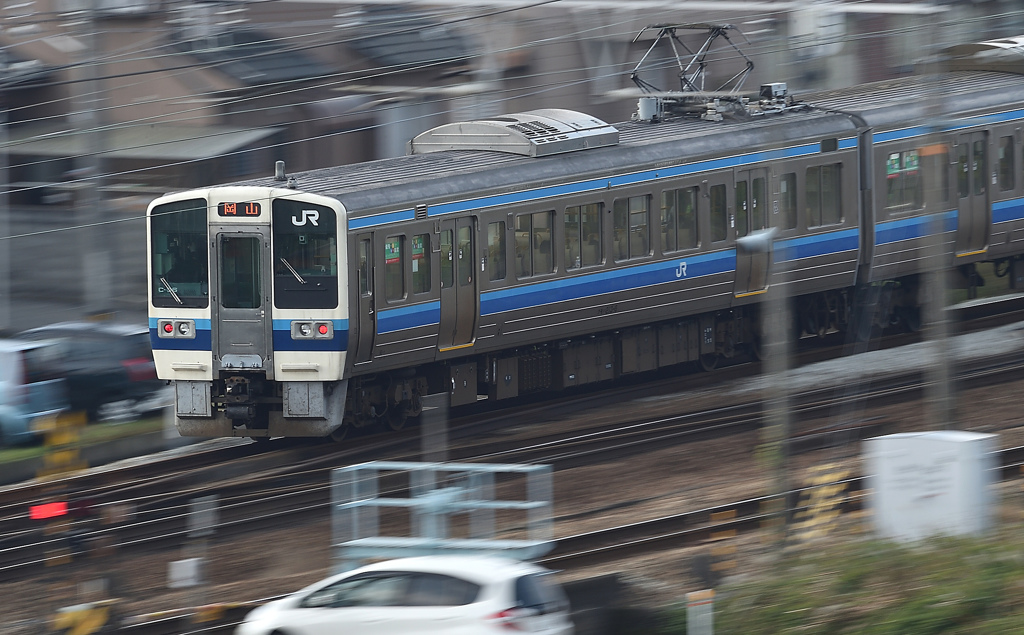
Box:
280 258 307 284
159 277 183 305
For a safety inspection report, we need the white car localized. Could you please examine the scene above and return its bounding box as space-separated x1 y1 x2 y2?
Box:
235 555 574 635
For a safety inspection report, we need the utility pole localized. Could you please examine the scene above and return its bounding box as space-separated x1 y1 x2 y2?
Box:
65 0 112 318
0 101 10 332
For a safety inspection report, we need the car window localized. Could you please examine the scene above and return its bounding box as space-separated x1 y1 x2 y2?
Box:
300 573 412 608
21 345 64 383
515 573 570 614
404 573 480 606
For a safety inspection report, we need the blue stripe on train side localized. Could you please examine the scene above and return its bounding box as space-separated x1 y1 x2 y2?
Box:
993 198 1024 224
875 210 957 246
348 138 859 230
774 228 859 263
149 318 212 350
480 250 736 316
377 301 441 334
272 319 348 351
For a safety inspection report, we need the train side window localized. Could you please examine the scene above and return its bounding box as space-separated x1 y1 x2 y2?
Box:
735 180 749 237
885 151 922 213
487 221 506 282
515 215 531 278
581 203 601 267
384 235 405 302
411 234 431 294
779 173 797 229
515 211 554 278
957 144 970 198
150 198 209 309
533 211 553 275
440 230 454 288
565 203 601 270
660 187 698 252
457 225 474 287
999 136 1014 191
613 196 649 261
565 206 581 269
973 140 986 196
358 239 371 296
806 163 842 227
918 144 950 205
751 176 766 232
709 185 727 242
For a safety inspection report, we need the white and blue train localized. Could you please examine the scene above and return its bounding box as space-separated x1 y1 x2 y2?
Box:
148 38 1024 441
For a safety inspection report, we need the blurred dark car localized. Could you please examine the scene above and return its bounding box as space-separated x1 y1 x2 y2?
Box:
15 321 166 421
0 339 68 445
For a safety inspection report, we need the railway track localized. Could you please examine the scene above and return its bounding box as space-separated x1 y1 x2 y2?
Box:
3 305 1024 633
2 326 1024 582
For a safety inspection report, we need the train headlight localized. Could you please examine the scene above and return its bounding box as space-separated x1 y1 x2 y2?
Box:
291 321 333 339
157 319 195 339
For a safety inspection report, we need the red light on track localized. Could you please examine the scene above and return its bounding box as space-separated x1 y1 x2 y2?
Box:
30 501 68 520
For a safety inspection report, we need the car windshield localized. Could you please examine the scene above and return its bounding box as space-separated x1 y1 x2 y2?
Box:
515 572 570 613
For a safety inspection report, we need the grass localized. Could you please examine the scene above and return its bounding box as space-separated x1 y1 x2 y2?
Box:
948 261 1015 305
0 415 165 465
652 529 1024 634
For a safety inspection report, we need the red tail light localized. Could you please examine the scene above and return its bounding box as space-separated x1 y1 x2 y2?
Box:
122 358 156 382
487 608 525 630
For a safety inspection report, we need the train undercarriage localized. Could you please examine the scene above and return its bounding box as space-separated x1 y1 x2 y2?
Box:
202 272 970 443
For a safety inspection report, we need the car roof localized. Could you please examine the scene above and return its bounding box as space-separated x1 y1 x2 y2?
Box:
0 338 57 353
350 555 549 583
17 321 148 338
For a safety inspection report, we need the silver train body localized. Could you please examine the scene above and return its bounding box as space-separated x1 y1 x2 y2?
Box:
148 55 1024 440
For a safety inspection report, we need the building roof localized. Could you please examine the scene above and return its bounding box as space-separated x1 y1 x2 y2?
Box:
177 30 335 86
343 5 470 69
4 123 282 160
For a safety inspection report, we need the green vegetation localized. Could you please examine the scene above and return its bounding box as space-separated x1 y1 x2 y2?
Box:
0 416 164 465
654 530 1024 634
948 261 1013 305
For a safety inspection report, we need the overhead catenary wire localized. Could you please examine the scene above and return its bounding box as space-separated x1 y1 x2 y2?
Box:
0 3 1010 240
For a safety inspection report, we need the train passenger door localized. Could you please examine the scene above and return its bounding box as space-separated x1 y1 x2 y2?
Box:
955 132 990 256
353 234 376 363
437 217 478 351
733 168 772 296
213 229 272 372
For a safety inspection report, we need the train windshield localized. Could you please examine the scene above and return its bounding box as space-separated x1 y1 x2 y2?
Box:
150 198 209 308
272 199 338 309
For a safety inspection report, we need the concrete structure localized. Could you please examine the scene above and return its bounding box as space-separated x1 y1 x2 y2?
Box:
864 431 997 542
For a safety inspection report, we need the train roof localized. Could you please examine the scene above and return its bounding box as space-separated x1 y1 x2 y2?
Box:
218 68 1024 220
227 107 855 217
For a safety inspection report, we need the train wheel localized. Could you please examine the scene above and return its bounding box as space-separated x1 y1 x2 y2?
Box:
330 421 350 442
749 335 764 361
385 404 409 431
699 353 719 372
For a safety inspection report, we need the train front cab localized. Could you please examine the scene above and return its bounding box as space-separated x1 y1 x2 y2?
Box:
148 187 350 439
